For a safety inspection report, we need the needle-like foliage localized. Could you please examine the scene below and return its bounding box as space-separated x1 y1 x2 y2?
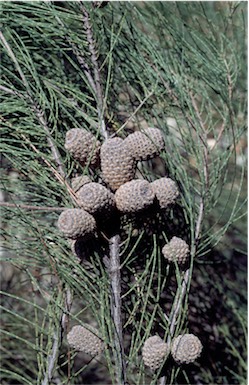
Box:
0 2 247 385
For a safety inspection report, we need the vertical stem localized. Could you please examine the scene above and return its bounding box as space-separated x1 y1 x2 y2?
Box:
81 4 108 140
166 269 190 345
158 376 166 385
109 234 126 385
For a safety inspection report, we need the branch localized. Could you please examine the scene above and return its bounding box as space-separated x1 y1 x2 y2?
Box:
20 134 78 205
0 202 66 211
0 30 30 90
166 194 205 348
166 269 190 344
55 15 97 95
108 235 127 385
75 7 126 382
0 85 21 96
29 101 66 178
189 91 209 190
112 90 155 137
41 330 60 385
56 7 108 140
154 71 209 355
80 4 108 140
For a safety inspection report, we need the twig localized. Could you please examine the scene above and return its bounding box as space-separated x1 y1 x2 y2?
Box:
224 58 233 101
0 30 30 90
152 63 209 153
30 101 66 177
41 330 60 385
166 193 205 346
166 269 190 344
80 4 108 140
189 91 209 190
111 90 154 137
55 15 97 95
108 234 127 385
194 199 204 242
61 285 73 332
20 134 78 204
157 76 209 385
213 55 233 150
214 120 226 149
0 85 22 96
56 8 108 139
158 376 166 385
77 7 126 382
0 202 66 211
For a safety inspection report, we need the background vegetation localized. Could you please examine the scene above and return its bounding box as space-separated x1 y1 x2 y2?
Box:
0 1 247 384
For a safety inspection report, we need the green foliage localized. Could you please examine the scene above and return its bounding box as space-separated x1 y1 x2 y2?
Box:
0 1 246 384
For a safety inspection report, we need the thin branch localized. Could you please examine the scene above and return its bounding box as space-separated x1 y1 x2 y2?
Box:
158 376 166 385
56 8 108 139
41 330 60 385
152 63 209 152
0 202 66 211
166 269 190 344
19 130 81 355
108 234 127 385
194 199 204 242
20 134 78 205
2 84 66 178
214 119 227 149
189 91 209 190
76 7 126 383
80 4 108 140
0 85 22 96
55 15 97 95
158 75 209 354
166 193 205 348
80 5 103 110
213 55 234 149
29 101 66 178
112 90 154 137
0 30 30 90
61 285 74 332
224 58 233 101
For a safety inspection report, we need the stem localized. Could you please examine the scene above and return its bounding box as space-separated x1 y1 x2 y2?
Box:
20 133 78 204
158 376 166 385
30 101 66 177
0 30 30 90
81 4 108 140
41 331 60 385
55 15 97 96
108 234 126 385
166 269 190 344
112 90 154 137
76 9 126 381
0 202 66 211
41 287 73 385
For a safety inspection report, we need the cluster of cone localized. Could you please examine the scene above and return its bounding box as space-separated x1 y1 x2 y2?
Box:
142 334 203 371
66 325 203 369
58 127 181 241
59 127 201 367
